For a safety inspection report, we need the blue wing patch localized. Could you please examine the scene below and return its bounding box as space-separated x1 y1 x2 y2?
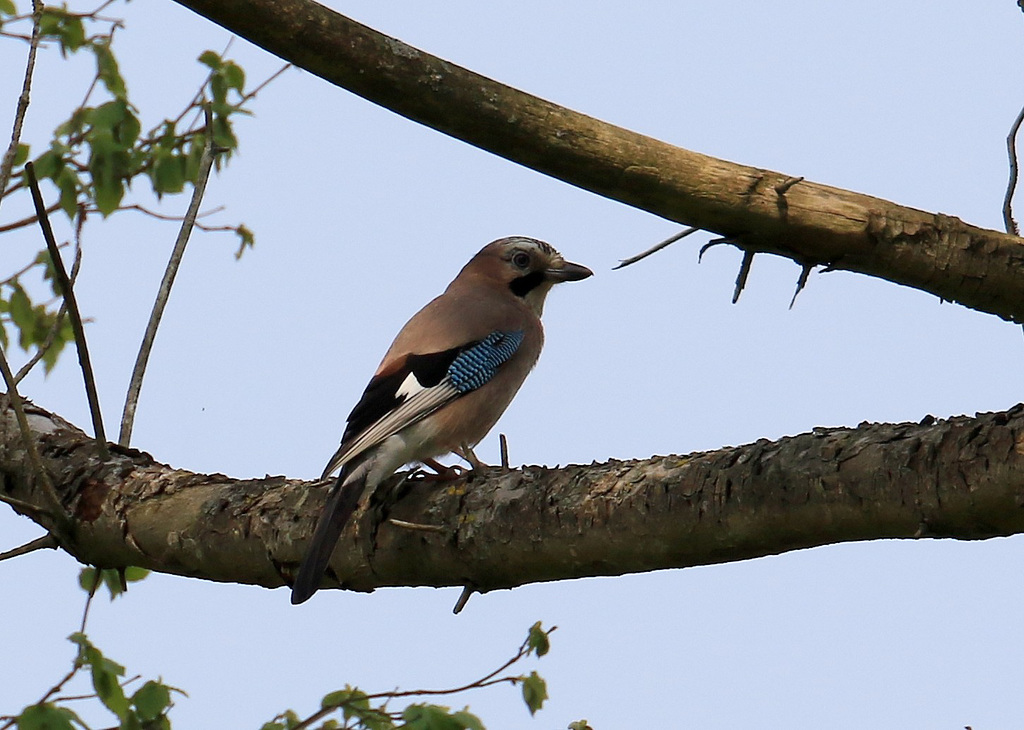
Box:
447 330 524 394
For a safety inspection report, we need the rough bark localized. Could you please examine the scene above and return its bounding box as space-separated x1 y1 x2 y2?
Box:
3 400 1023 595
170 0 1024 323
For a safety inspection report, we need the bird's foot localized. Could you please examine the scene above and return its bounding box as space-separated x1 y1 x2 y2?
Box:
454 444 490 471
414 458 465 482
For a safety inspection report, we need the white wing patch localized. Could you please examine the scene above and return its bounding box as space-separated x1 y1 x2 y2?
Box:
395 371 424 400
320 378 460 479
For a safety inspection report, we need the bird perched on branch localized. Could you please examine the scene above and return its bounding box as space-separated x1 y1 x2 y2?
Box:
290 237 592 604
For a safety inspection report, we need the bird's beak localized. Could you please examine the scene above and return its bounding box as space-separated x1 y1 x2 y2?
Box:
546 260 594 283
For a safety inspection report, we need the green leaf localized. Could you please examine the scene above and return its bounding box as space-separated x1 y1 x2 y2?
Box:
212 115 237 152
210 73 227 106
184 133 206 181
78 567 98 593
234 224 254 259
41 317 71 374
567 721 593 730
223 61 245 92
55 109 86 139
90 654 129 719
131 681 171 721
59 15 85 52
157 120 178 149
8 284 33 339
521 671 547 716
402 704 463 730
13 142 29 166
32 149 60 180
151 150 185 195
68 634 130 720
527 621 550 657
117 106 141 147
401 704 482 730
450 709 484 730
87 100 127 131
321 689 355 710
15 703 78 730
79 567 145 599
56 167 80 219
0 0 17 17
92 40 127 99
260 710 300 730
197 50 222 69
124 566 150 583
92 167 125 216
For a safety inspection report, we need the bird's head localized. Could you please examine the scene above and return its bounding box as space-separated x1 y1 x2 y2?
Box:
462 236 593 316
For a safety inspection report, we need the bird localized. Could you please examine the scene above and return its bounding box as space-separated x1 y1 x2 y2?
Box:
290 236 593 604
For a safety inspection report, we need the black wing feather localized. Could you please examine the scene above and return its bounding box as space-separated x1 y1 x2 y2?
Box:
341 343 478 443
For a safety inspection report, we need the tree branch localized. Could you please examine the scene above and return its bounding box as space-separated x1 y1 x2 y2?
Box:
3 400 1023 594
119 104 218 447
170 0 1024 323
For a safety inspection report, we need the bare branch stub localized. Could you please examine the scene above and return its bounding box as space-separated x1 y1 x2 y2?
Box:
452 585 474 614
732 249 755 304
698 236 734 263
774 175 804 220
789 263 814 309
0 534 57 562
1003 102 1024 236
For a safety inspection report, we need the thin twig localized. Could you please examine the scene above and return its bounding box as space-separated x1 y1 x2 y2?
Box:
24 162 109 458
0 201 60 233
0 240 68 286
80 567 102 633
387 518 445 533
1004 101 1024 236
117 202 225 221
119 104 219 447
0 491 52 519
294 629 553 730
55 676 141 703
499 432 509 469
14 246 81 384
0 534 57 562
613 226 700 270
0 354 66 532
0 0 42 211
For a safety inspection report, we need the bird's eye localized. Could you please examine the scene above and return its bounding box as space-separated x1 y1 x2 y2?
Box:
511 251 531 269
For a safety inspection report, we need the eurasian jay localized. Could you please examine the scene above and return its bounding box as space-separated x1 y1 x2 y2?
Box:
290 236 592 604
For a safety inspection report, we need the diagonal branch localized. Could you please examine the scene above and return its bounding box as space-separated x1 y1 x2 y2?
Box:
3 399 1023 595
119 104 218 447
171 0 1024 323
24 162 108 458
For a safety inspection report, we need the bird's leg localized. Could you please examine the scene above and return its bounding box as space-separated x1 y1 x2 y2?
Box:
454 443 490 472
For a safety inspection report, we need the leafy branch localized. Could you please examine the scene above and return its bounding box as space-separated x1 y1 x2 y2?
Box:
0 568 177 730
0 0 281 376
264 623 556 730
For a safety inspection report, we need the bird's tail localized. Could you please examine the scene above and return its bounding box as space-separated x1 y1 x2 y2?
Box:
290 469 365 605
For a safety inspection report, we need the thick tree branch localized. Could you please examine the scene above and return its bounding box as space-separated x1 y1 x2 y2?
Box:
3 400 1023 595
171 0 1024 323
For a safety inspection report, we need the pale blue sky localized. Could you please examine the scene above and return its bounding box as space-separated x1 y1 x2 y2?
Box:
3 2 1024 728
